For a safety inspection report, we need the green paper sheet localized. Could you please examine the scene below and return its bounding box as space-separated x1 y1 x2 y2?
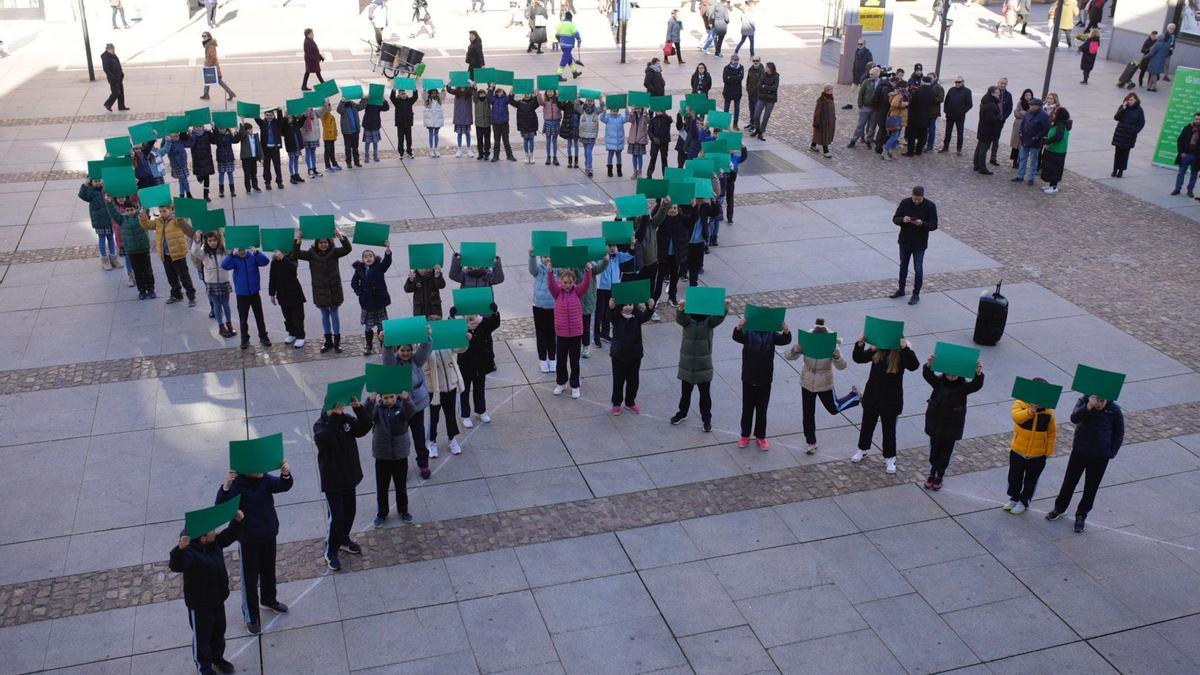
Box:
229 433 284 474
579 88 602 100
710 152 733 172
224 225 261 250
605 93 628 110
682 286 726 316
185 494 240 539
105 136 132 157
701 140 725 156
236 101 261 118
191 207 227 232
341 84 364 100
691 177 714 199
649 95 673 111
173 197 208 219
87 157 127 179
352 221 390 246
719 130 744 153
365 363 413 395
298 214 335 240
449 70 471 88
212 111 238 129
453 287 495 316
531 230 568 257
684 93 709 112
323 375 365 410
128 121 160 144
688 158 716 176
602 220 634 245
422 77 445 91
259 228 295 254
864 315 904 350
458 241 496 268
186 107 212 126
382 316 428 346
550 245 591 270
667 180 696 203
537 74 561 91
706 110 732 130
101 166 137 197
572 237 607 261
513 78 535 96
305 90 326 109
628 91 651 108
933 342 981 379
393 76 417 91
612 279 651 305
558 85 578 101
138 183 172 208
315 79 339 98
493 69 515 86
636 178 668 199
1071 364 1126 401
164 114 191 134
474 67 495 84
663 167 690 182
430 318 469 350
407 242 444 270
796 330 838 359
286 97 309 116
614 194 649 218
744 304 786 332
1011 376 1064 409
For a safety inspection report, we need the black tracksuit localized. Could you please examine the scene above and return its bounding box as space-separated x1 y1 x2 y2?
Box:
1054 397 1125 518
168 520 240 675
608 305 653 407
733 326 792 439
922 365 984 479
214 472 293 626
854 344 919 457
268 254 306 340
314 407 372 560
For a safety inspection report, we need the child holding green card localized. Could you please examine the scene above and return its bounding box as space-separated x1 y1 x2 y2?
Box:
1006 381 1057 514
364 391 417 527
423 88 444 158
423 334 467 457
608 298 655 414
390 87 417 160
602 107 629 177
548 261 594 397
220 246 271 350
109 196 156 298
449 250 504 288
192 231 235 338
140 203 197 306
300 107 324 179
1046 393 1125 533
188 126 217 201
558 94 578 168
168 508 243 674
628 105 650 179
296 230 352 353
383 338 433 478
450 303 500 427
784 318 861 454
351 243 392 355
577 96 600 176
336 97 366 168
161 133 194 197
446 82 474 158
473 85 492 161
647 107 672 178
281 112 306 185
732 317 792 450
529 250 557 372
78 179 120 270
512 91 540 164
671 295 731 430
404 264 446 318
922 354 985 490
314 397 372 571
362 93 390 163
238 122 264 192
268 241 305 348
851 335 919 474
320 103 343 171
539 90 563 165
213 125 241 198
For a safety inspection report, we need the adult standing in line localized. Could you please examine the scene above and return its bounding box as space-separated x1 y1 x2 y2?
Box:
369 0 389 46
665 9 685 65
111 0 130 29
710 0 731 57
644 57 666 96
938 75 970 155
924 73 944 152
903 78 932 156
302 28 325 91
1161 23 1177 82
204 0 219 28
989 77 1012 166
466 30 485 81
1007 88 1033 168
200 32 236 101
745 56 763 132
1012 96 1049 186
1045 394 1124 533
810 84 836 157
1143 32 1170 91
852 38 873 85
848 67 879 148
1039 106 1072 194
889 185 937 305
721 54 744 129
747 61 778 140
1170 112 1199 197
1110 92 1144 178
972 85 1002 174
101 43 129 112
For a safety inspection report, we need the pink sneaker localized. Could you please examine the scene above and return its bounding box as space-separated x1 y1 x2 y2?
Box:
611 406 621 416
757 438 770 451
625 404 641 414
737 436 749 448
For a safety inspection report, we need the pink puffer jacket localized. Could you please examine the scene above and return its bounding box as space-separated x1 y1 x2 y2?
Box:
548 268 591 337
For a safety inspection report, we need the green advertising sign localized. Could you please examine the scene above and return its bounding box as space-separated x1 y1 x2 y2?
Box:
1153 66 1200 168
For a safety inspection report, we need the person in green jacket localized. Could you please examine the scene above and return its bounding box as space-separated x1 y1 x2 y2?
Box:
77 180 122 270
576 254 609 358
671 295 732 431
108 195 156 297
1040 107 1071 194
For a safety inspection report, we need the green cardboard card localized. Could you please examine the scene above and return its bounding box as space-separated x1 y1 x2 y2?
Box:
224 225 261 250
513 78 535 96
688 158 716 177
1012 376 1064 409
164 114 191 134
636 178 668 199
101 166 137 197
706 110 732 130
382 316 428 346
138 183 172 208
1071 364 1126 401
128 121 160 144
229 433 284 474
493 69 515 86
558 84 578 101
192 207 227 232
605 93 628 110
474 67 495 84
315 79 339 98
710 152 733 172
212 111 238 129
236 101 261 118
459 241 496 268
407 242 444 270
298 214 335 240
572 237 608 261
453 287 495 316
87 158 126 179
667 180 696 203
691 177 714 199
365 362 413 394
531 230 568 257
185 494 240 539
663 166 690 182
614 194 649 218
422 77 445 91
744 304 786 332
537 74 560 91
612 279 651 305
173 197 208 219
602 220 634 244
341 84 364 99
550 245 591 270
933 341 981 379
627 91 651 108
864 315 904 350
304 90 326 109
286 97 309 116
701 140 725 156
430 318 469 350
718 130 744 152
796 329 838 359
684 93 710 112
449 70 471 88
323 375 365 410
105 136 132 157
186 107 212 126
352 221 390 246
260 227 296 254
683 286 726 316
580 88 602 100
649 95 673 112
394 76 417 91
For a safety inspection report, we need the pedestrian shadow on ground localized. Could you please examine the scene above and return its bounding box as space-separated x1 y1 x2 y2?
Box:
216 10 239 28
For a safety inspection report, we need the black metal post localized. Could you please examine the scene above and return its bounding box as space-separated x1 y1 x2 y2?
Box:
934 0 950 75
620 19 627 64
80 0 95 81
1042 0 1067 99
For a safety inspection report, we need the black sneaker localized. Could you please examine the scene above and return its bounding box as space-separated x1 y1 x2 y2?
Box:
1045 509 1063 521
702 419 712 432
419 468 432 479
889 288 906 299
340 540 362 555
1073 515 1086 533
325 552 341 571
670 412 688 425
240 340 250 350
165 296 181 305
260 337 272 347
908 293 920 305
246 621 261 635
263 601 289 613
212 658 235 674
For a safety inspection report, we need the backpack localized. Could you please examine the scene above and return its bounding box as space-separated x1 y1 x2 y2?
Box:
1088 40 1099 56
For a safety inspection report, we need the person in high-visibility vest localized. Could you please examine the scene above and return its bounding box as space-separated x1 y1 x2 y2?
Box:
555 12 583 81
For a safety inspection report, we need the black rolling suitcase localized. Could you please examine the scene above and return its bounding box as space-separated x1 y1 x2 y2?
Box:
1117 60 1138 88
973 281 1008 346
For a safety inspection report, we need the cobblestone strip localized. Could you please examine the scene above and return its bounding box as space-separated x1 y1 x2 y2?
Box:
0 268 1008 396
2 399 1196 629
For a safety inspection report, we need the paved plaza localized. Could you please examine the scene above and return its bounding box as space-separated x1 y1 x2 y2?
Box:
1 0 1200 673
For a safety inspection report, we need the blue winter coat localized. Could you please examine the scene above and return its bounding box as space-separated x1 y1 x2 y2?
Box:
220 250 270 295
603 111 628 151
488 91 511 124
528 254 554 309
1145 37 1169 75
351 250 393 312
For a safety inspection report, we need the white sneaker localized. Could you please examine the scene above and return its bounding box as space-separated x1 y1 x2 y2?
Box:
539 360 551 373
582 346 590 358
480 412 492 423
651 310 661 322
549 359 557 371
805 443 818 455
553 385 565 396
294 338 305 348
455 148 463 158
1042 186 1058 194
1010 502 1027 514
885 458 896 474
1002 500 1017 512
571 387 581 399
427 441 439 459
449 438 463 455
461 417 474 429
284 335 295 344
850 449 866 463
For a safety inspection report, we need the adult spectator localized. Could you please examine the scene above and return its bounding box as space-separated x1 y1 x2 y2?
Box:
1110 92 1145 178
903 78 932 156
205 0 219 28
747 61 778 140
302 29 325 91
973 85 1002 174
1045 394 1124 533
1144 32 1170 91
721 54 744 128
101 43 129 112
466 30 485 80
939 75 971 155
200 32 236 101
665 10 685 64
368 0 389 45
745 56 763 132
644 57 666 96
1170 112 1200 198
924 73 945 152
710 0 731 57
848 67 878 148
112 0 130 29
889 186 937 305
1135 30 1158 88
990 77 1013 166
1012 97 1048 185
1048 0 1078 49
734 3 755 56
1162 23 1177 82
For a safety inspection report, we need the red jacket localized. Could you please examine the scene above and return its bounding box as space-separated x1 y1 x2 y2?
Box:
304 37 323 71
548 268 592 337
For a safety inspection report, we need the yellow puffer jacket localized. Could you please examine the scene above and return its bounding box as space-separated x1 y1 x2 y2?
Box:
140 213 193 262
322 108 339 141
1010 401 1056 458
